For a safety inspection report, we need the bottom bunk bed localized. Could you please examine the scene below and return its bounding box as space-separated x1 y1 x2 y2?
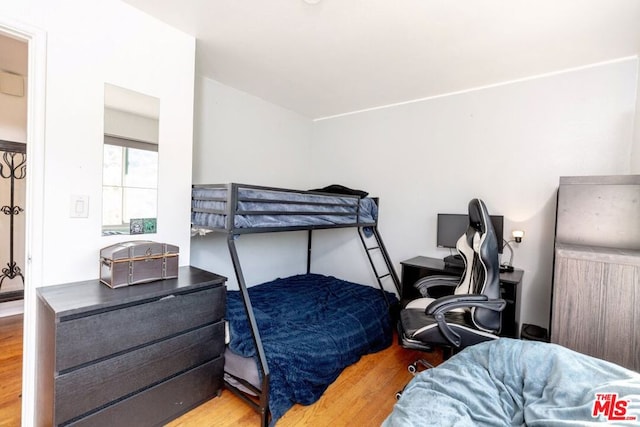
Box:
384 338 640 426
224 273 397 425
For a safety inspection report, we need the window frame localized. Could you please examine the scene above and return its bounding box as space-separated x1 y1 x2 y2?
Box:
102 134 158 235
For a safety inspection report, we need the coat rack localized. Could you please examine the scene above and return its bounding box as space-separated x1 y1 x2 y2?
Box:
0 139 26 302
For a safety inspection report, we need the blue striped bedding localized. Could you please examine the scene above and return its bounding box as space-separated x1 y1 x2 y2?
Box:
191 186 378 230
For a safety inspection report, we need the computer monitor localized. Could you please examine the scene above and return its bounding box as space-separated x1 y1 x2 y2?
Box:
437 213 504 254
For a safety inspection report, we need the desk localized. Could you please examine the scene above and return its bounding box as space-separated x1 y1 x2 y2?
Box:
400 256 524 338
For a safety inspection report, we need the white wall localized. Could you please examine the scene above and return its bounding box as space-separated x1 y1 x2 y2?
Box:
309 58 639 330
0 0 196 285
0 1 196 424
632 63 640 173
190 77 314 288
190 58 638 328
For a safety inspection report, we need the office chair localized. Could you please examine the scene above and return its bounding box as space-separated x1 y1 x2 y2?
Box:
398 199 506 373
404 228 476 311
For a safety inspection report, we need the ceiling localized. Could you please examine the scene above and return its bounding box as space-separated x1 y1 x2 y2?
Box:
123 0 640 120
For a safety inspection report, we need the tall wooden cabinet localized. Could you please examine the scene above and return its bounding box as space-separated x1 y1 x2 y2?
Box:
551 175 640 371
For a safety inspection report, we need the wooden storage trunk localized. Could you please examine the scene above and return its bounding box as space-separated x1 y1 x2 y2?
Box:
100 241 179 288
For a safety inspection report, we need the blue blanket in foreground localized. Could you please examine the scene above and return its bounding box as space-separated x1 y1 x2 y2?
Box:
384 339 640 426
227 274 396 424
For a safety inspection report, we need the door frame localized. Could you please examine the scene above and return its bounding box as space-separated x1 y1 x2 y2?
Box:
0 17 46 427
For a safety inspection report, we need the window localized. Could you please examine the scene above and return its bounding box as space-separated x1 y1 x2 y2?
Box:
102 135 158 235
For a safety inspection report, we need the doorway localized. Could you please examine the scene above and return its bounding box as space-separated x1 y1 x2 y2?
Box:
0 17 46 427
0 33 27 306
0 30 28 426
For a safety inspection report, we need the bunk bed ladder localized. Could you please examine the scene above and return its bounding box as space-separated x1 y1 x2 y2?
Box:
358 226 401 299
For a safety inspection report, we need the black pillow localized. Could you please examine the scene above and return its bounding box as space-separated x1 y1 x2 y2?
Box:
309 184 369 198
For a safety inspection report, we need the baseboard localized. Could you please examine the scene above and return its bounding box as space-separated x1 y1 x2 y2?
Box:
0 300 24 317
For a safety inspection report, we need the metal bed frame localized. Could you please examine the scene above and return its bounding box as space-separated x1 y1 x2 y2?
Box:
191 183 400 426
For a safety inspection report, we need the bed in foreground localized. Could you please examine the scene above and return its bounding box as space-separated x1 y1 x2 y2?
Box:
226 273 397 425
384 339 640 426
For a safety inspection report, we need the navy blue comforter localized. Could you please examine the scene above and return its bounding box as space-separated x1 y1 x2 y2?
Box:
226 274 396 424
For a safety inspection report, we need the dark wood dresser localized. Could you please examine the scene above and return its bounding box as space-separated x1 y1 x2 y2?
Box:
36 266 226 426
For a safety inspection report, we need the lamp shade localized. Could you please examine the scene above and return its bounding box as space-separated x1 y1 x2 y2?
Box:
512 230 525 243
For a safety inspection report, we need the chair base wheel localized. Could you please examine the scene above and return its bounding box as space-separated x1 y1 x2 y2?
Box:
407 358 434 375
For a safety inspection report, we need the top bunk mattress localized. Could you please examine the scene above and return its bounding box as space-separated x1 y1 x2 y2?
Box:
191 183 378 233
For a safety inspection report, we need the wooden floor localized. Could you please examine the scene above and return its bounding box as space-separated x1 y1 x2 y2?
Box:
169 339 443 426
0 315 22 427
0 315 442 427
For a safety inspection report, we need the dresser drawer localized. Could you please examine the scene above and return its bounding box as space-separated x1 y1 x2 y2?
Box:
56 284 225 372
55 321 224 425
68 355 224 427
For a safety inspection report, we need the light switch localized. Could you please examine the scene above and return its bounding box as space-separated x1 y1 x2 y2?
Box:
70 195 89 218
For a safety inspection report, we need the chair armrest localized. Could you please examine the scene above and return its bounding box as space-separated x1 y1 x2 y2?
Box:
426 295 507 348
426 294 486 314
413 275 460 297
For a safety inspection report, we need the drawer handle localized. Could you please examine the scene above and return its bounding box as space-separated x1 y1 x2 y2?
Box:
159 294 176 301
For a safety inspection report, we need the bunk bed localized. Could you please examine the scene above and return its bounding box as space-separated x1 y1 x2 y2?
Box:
191 183 401 426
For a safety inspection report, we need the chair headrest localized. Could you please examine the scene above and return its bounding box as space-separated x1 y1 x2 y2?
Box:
468 198 493 235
